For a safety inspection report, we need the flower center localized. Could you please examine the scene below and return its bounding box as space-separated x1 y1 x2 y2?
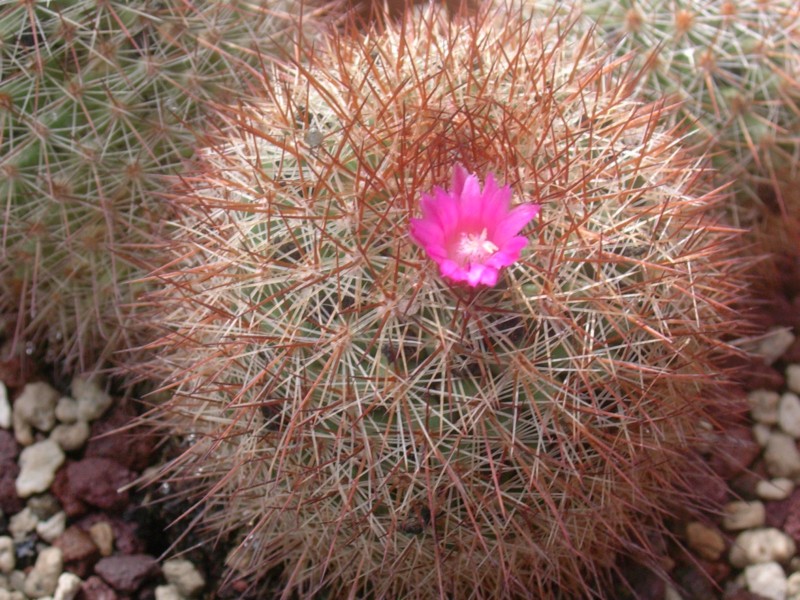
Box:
456 228 498 264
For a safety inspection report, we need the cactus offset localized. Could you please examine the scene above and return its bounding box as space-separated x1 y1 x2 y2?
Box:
0 0 333 372
137 6 750 598
571 0 800 217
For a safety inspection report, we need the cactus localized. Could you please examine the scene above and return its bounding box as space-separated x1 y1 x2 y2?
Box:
0 0 334 372
566 0 800 219
137 5 750 598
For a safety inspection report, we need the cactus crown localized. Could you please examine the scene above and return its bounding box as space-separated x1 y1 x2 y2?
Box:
140 5 748 598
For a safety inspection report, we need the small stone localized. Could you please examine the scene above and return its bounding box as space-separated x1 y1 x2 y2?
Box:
88 522 114 557
685 522 726 561
8 507 38 541
730 528 797 568
781 489 800 546
758 478 795 501
66 458 135 512
744 561 787 600
765 432 800 480
79 575 118 600
743 360 786 391
53 572 82 600
781 393 800 438
49 421 90 452
755 423 774 446
94 554 159 594
36 511 66 543
23 546 63 599
788 365 800 395
758 328 796 366
52 526 99 579
84 403 155 472
0 382 10 429
790 555 800 572
154 585 182 600
162 559 205 598
26 494 61 521
787 571 800 600
94 517 143 555
12 382 60 445
14 535 38 570
9 569 25 591
723 501 767 531
54 398 78 425
0 431 23 515
664 584 683 600
15 439 65 497
708 424 761 479
49 464 87 518
71 378 112 423
0 536 14 573
750 390 782 425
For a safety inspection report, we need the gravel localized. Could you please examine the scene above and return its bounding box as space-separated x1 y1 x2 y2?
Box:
0 370 209 600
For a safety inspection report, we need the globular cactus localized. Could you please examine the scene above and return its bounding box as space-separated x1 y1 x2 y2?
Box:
0 0 333 372
137 5 751 598
569 0 800 219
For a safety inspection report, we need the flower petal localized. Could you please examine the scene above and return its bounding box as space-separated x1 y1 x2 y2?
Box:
409 218 445 248
480 180 512 225
420 189 460 237
486 236 528 268
458 173 485 230
439 258 462 279
451 164 469 196
466 264 488 287
425 243 447 260
479 266 499 286
491 204 540 245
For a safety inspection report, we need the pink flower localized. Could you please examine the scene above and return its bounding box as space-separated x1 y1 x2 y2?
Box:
409 165 540 287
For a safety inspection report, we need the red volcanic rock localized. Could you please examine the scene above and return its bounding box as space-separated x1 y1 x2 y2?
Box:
54 525 101 578
80 575 119 600
781 488 800 545
77 514 146 556
84 403 156 472
0 430 23 514
672 564 718 600
784 336 800 364
0 429 19 461
730 460 769 500
0 344 34 389
67 458 136 512
740 360 785 391
51 462 89 518
707 425 761 481
94 554 159 594
0 429 25 515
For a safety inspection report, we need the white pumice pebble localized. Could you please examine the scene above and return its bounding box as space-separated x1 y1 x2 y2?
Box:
0 382 10 429
15 440 65 498
780 392 800 438
750 389 782 426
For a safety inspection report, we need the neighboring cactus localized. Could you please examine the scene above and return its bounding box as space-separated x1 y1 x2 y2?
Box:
569 0 800 219
135 5 753 598
0 0 334 372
